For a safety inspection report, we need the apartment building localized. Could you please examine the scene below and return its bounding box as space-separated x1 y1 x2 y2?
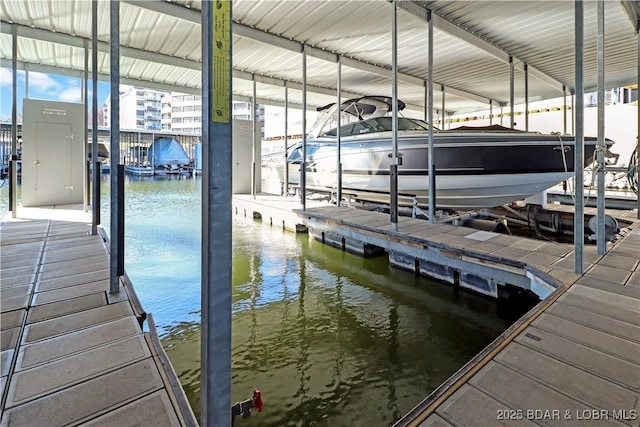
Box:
102 85 169 131
169 94 203 134
102 86 266 136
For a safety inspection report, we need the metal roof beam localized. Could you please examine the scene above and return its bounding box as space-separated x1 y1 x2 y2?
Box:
2 22 201 71
1 21 357 104
237 24 493 105
231 70 359 100
0 58 309 109
621 0 640 33
0 58 199 94
399 1 566 94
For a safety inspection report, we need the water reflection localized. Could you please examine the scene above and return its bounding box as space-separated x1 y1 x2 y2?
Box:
0 177 531 426
162 207 517 426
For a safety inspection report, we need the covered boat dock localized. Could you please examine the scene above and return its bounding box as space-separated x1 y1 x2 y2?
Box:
1 1 638 426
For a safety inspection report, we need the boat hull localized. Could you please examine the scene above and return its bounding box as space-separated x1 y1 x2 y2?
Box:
287 132 604 209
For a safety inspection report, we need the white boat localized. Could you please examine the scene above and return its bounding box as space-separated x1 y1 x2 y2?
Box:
286 96 614 209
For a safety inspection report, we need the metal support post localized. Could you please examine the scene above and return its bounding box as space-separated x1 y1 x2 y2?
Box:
441 85 445 129
427 10 435 223
571 89 575 135
489 100 493 125
283 82 289 195
336 57 342 206
424 82 428 122
109 0 121 294
509 56 515 129
201 1 232 425
301 45 307 210
596 0 606 255
563 86 568 134
524 63 529 131
251 76 257 198
10 26 17 218
84 39 89 212
390 0 399 228
574 0 585 274
117 165 125 276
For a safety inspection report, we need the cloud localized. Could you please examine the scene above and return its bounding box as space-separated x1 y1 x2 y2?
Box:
0 68 25 86
58 84 82 103
27 71 62 93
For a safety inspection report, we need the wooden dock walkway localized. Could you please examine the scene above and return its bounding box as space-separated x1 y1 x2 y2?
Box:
0 216 197 426
296 204 639 427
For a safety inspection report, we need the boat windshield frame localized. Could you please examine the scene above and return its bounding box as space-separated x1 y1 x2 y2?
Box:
321 117 436 137
309 96 438 138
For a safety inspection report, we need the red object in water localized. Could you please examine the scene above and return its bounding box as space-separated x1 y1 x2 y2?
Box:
252 389 263 413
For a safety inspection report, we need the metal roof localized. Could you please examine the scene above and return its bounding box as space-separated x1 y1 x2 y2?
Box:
1 0 638 116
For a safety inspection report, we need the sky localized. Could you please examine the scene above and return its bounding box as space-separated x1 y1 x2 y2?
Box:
0 68 111 122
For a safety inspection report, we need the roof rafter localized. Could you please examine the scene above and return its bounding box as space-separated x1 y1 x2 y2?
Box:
124 0 497 106
0 58 312 110
621 0 640 33
0 21 361 108
398 1 567 94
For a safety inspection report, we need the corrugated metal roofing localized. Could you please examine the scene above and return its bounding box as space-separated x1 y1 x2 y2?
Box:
0 0 638 116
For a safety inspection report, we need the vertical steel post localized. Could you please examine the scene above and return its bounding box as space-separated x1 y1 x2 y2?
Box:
201 1 232 425
423 82 428 122
441 85 445 129
563 86 568 134
390 0 399 228
336 57 342 206
109 0 121 294
301 45 307 210
284 81 289 195
524 63 529 132
251 75 257 198
427 10 435 223
509 56 515 129
596 0 606 255
574 0 585 274
10 26 17 218
84 39 89 212
92 0 99 235
571 89 575 135
489 100 493 125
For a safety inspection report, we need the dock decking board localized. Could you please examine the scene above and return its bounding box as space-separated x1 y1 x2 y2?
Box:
0 218 196 426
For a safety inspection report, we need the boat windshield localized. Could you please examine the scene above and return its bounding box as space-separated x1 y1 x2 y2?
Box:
321 117 435 137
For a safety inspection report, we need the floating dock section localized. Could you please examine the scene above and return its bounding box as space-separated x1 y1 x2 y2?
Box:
397 223 640 427
297 205 575 300
0 217 197 426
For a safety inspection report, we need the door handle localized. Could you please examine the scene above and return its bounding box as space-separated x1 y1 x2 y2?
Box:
65 185 73 190
33 160 41 166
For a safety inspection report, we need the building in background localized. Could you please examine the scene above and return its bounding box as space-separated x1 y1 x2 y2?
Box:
102 85 169 131
169 94 202 134
103 88 265 136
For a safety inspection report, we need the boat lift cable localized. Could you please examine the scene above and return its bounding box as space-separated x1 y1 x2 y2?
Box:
555 133 609 207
